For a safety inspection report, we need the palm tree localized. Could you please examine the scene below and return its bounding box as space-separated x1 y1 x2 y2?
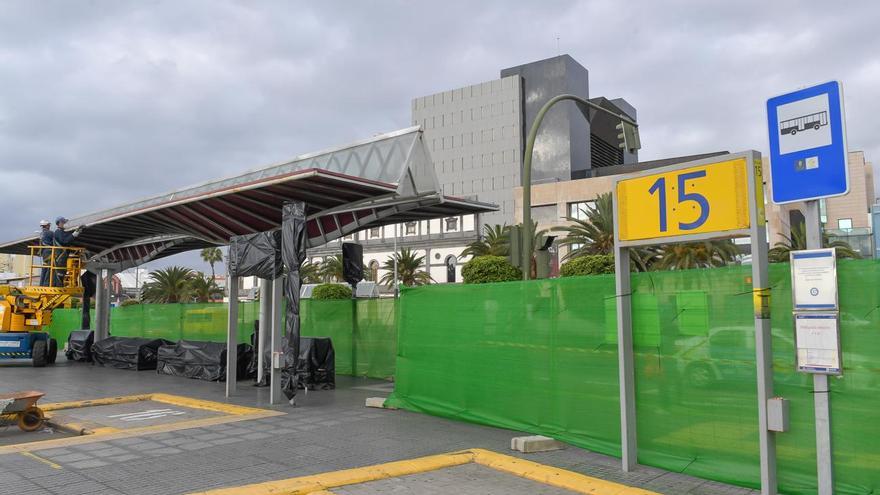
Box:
301 260 323 284
379 247 433 287
652 240 739 270
141 266 195 303
459 224 510 259
188 272 223 303
768 223 861 262
200 247 223 281
554 193 614 260
320 254 344 282
552 192 654 270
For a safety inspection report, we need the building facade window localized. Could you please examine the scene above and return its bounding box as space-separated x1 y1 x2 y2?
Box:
838 218 853 230
568 201 596 221
368 260 379 282
405 221 417 235
445 256 457 283
445 217 459 232
530 204 557 224
369 227 381 239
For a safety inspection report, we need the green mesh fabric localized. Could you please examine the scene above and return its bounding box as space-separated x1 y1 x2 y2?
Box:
352 298 398 379
43 298 397 379
388 260 880 495
39 261 880 493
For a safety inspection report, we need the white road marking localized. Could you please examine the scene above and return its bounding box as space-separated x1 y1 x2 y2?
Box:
107 408 187 421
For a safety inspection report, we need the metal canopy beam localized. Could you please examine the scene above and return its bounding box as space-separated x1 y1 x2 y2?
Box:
0 127 496 267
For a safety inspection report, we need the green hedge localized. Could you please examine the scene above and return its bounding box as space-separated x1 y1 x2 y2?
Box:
312 283 352 300
461 256 522 284
560 254 615 277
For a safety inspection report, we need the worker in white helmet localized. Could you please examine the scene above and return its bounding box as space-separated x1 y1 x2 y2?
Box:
38 220 53 286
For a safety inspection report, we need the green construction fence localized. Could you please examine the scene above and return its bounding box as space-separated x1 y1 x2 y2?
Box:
386 260 880 495
42 261 880 493
45 298 397 379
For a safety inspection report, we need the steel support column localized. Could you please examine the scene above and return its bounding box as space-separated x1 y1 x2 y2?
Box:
94 269 112 342
257 279 270 384
226 275 239 397
270 276 283 405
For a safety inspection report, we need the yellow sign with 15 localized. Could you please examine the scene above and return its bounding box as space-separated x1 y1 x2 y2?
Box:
616 158 751 242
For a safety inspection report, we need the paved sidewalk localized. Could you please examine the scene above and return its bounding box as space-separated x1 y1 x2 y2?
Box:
0 360 758 495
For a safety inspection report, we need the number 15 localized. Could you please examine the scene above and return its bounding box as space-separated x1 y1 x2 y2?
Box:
648 171 710 232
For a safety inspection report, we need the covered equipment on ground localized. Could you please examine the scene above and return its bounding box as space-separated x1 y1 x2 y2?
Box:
92 336 172 370
256 336 336 390
66 330 94 362
156 340 253 381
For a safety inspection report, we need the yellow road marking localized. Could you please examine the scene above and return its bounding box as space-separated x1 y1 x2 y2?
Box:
187 448 661 495
189 451 474 495
20 451 62 469
40 394 153 412
471 448 659 495
151 393 269 416
0 393 282 454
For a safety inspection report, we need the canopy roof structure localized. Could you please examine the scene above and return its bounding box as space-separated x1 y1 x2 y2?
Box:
0 127 495 269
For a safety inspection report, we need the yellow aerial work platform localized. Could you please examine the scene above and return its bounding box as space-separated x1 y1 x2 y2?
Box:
0 245 85 366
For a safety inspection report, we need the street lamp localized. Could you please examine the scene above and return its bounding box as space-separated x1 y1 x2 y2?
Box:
520 94 640 279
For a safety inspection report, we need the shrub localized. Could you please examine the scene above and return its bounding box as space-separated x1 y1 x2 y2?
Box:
560 254 615 277
120 299 141 307
312 283 352 300
462 256 522 284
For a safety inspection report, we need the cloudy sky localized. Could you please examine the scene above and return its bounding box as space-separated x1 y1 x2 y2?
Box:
1 1 877 273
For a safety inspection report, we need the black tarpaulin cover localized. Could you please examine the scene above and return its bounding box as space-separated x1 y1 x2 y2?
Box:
257 336 336 390
65 330 94 362
79 272 97 330
281 201 307 401
156 340 253 381
91 337 172 370
342 242 364 286
227 231 282 279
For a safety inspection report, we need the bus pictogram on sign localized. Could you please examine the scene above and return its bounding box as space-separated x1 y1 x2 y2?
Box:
779 111 828 136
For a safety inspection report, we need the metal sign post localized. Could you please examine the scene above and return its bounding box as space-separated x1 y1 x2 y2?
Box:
791 244 840 495
612 151 777 494
767 82 848 495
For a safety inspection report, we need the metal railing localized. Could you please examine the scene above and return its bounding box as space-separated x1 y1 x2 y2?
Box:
27 245 85 288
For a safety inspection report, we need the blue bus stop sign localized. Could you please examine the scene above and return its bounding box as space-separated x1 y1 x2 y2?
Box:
766 81 848 204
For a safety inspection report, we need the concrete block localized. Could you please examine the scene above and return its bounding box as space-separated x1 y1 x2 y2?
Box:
365 397 390 409
510 435 565 453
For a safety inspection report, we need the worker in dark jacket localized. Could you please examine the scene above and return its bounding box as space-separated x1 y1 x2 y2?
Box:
38 220 54 286
52 217 84 287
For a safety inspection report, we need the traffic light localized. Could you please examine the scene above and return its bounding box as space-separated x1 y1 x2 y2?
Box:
616 120 641 154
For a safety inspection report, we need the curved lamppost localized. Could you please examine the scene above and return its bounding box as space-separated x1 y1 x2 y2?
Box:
520 94 640 279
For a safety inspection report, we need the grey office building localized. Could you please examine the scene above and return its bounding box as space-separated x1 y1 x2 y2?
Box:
412 54 637 227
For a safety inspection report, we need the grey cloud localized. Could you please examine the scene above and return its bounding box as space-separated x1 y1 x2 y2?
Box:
0 0 877 272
